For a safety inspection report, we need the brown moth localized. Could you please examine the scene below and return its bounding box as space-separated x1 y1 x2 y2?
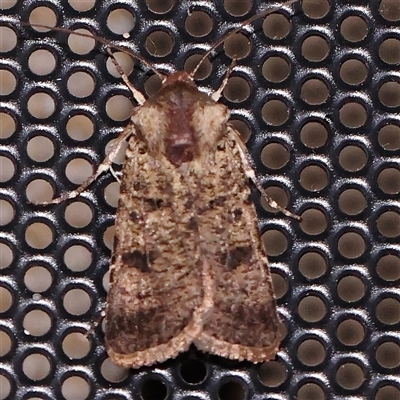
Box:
24 0 299 368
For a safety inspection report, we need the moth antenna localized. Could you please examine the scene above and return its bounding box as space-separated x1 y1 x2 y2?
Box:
190 0 299 79
20 22 165 80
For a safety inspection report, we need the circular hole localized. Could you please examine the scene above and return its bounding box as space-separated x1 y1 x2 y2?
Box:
0 1 17 10
69 0 95 12
218 379 246 400
0 26 17 53
230 119 251 143
339 102 368 128
379 37 400 65
107 8 135 35
140 377 168 400
145 30 174 57
223 0 252 16
22 353 51 381
0 374 11 399
66 114 95 141
296 382 325 400
378 168 400 194
377 211 400 238
297 295 327 323
68 28 96 55
224 33 251 60
337 232 366 259
65 157 93 185
24 266 52 293
258 361 288 387
104 181 120 208
103 225 115 250
335 362 365 390
299 208 328 236
298 251 328 279
0 242 13 270
62 332 91 360
376 254 400 282
337 275 366 303
300 120 329 149
262 56 291 83
25 222 53 250
300 78 330 105
301 35 330 62
261 142 290 169
106 94 133 121
263 13 292 40
340 15 368 42
0 69 16 95
27 92 56 119
100 357 129 383
0 330 12 356
0 155 15 183
145 0 175 14
375 341 400 369
27 135 55 162
299 164 328 192
63 288 91 316
180 359 207 384
28 6 57 32
272 273 288 299
338 145 368 172
262 99 289 126
340 58 368 85
302 0 330 19
297 338 326 366
0 199 14 226
0 286 13 313
378 123 400 151
144 74 163 97
28 49 56 76
64 201 93 229
67 71 95 98
375 384 400 400
260 185 289 213
64 245 92 272
376 297 400 325
23 309 52 336
184 54 211 80
338 188 367 215
185 11 213 38
262 229 288 257
223 76 250 103
379 81 400 108
379 0 400 21
0 112 16 139
61 375 91 400
336 318 365 346
25 179 54 204
106 51 134 78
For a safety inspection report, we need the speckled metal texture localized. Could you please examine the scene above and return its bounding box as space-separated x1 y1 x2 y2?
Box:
0 0 399 399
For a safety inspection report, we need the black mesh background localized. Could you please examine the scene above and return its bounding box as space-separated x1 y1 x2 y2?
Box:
0 0 399 399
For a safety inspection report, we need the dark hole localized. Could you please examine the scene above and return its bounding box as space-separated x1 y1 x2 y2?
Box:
180 358 207 384
140 377 168 400
218 379 246 400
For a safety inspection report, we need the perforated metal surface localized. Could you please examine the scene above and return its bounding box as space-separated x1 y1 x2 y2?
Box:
0 0 399 399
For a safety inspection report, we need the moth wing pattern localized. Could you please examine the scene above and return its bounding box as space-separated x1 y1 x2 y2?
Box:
192 125 284 362
105 73 283 367
105 129 213 368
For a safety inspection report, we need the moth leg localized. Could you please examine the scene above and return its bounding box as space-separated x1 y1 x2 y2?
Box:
228 126 301 220
106 48 146 105
211 58 237 102
34 125 134 205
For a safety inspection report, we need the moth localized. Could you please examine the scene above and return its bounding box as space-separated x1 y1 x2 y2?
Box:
25 0 299 368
